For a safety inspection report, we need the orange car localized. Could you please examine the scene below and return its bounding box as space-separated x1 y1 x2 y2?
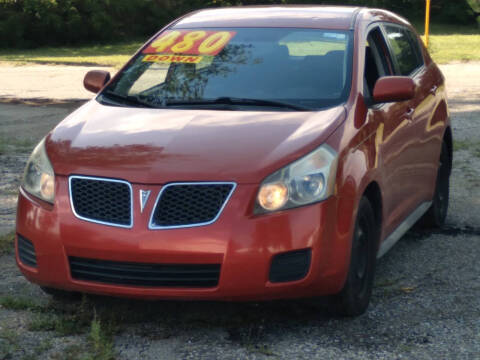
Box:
16 6 451 316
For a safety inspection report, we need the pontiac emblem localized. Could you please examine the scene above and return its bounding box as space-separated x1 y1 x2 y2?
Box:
139 190 151 213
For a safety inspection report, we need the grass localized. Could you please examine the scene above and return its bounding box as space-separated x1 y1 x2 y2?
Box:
413 22 480 35
1 294 117 359
0 293 322 359
28 314 114 359
424 34 480 63
28 312 86 336
0 295 41 311
0 136 37 155
0 232 15 255
28 314 57 332
0 23 478 67
0 41 143 68
55 344 87 360
0 290 302 357
34 339 53 356
412 22 480 63
87 317 115 360
0 329 20 357
454 139 480 157
454 140 471 151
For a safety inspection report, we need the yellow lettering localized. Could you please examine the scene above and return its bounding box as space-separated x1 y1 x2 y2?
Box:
171 31 207 53
198 32 233 55
151 31 181 53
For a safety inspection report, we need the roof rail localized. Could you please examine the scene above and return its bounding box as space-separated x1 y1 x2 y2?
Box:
350 7 364 30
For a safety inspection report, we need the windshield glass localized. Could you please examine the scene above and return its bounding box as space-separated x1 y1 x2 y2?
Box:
101 27 353 111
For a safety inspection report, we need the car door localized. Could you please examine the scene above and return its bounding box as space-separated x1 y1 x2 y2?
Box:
382 24 440 222
363 25 423 236
404 27 444 199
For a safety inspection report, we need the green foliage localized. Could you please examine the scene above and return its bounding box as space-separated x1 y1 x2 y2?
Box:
0 0 173 48
0 232 15 255
28 313 58 331
87 317 115 360
0 329 20 359
0 0 478 48
0 295 41 311
0 41 141 67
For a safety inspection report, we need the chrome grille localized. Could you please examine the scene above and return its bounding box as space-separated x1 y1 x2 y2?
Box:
150 182 236 229
69 176 133 228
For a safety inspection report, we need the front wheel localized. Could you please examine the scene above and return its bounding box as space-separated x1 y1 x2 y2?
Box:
334 197 377 317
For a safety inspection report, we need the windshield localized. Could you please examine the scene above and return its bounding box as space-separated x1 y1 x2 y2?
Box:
100 27 353 111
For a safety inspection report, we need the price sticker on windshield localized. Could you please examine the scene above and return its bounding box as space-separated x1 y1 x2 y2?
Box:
142 54 204 64
143 30 236 56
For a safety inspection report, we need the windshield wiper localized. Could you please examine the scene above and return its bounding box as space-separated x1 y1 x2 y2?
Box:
166 97 310 111
100 91 156 108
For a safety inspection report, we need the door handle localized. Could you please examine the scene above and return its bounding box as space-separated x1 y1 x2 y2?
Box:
405 108 415 119
429 85 438 95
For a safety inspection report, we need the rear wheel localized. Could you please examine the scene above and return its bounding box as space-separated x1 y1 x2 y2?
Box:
421 141 451 228
334 197 377 317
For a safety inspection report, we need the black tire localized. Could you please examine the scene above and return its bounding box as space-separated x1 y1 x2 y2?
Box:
421 141 451 228
334 197 377 317
40 286 81 300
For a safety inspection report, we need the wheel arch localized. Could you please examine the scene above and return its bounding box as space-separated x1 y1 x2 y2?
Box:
443 126 453 174
362 181 383 250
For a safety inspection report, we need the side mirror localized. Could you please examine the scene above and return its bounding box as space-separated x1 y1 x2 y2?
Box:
83 70 111 94
372 76 415 103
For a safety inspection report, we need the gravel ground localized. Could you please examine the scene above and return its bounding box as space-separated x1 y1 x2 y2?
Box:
0 63 479 359
0 63 115 101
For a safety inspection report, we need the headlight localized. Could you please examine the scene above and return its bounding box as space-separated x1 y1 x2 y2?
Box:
255 144 338 214
22 137 55 203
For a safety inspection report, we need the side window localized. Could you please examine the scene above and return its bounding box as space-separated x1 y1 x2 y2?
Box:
406 29 424 66
384 25 423 76
364 27 393 99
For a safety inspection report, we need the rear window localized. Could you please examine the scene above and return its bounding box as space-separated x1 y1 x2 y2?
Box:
102 27 353 110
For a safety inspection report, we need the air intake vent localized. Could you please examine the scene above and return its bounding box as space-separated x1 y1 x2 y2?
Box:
69 176 132 228
69 257 221 288
17 235 37 268
150 182 235 229
269 249 311 283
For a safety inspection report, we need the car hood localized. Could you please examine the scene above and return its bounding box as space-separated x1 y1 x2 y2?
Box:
47 100 345 184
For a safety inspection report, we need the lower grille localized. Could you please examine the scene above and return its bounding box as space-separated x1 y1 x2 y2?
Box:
69 257 221 288
17 235 37 268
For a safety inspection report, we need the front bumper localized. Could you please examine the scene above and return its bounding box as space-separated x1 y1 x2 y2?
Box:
15 176 355 301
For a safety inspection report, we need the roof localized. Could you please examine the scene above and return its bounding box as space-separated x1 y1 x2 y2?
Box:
172 6 362 30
